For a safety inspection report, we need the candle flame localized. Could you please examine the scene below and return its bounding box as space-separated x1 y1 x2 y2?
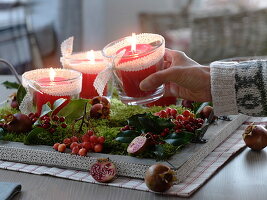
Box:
49 67 56 82
131 33 136 53
87 50 95 64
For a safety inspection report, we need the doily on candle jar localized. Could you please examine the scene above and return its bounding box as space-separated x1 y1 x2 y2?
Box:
20 68 82 114
103 33 165 72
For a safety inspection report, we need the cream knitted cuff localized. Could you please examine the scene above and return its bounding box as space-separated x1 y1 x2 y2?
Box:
210 61 239 116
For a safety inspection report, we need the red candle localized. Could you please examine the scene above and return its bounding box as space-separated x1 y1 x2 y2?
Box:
62 51 107 99
35 76 70 115
116 43 161 98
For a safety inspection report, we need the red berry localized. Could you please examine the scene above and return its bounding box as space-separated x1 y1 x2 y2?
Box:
82 142 92 151
61 123 67 128
170 109 177 118
53 143 60 151
49 128 56 133
98 136 105 144
163 128 169 133
124 125 130 130
34 113 40 118
90 135 98 144
63 138 71 146
185 124 193 132
94 144 103 153
197 118 204 124
71 136 79 143
78 148 87 156
176 115 185 121
175 129 182 133
59 117 65 122
160 132 167 137
58 144 66 152
197 123 203 128
165 107 172 116
182 110 191 118
82 134 90 142
42 123 50 129
52 115 59 121
87 130 94 136
31 117 38 123
72 146 80 154
43 119 50 124
28 113 35 119
159 110 167 118
153 134 159 139
70 142 79 150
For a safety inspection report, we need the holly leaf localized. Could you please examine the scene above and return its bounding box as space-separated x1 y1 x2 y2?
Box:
58 99 88 120
152 145 165 159
40 103 52 118
53 98 67 111
164 131 194 146
115 130 140 143
17 85 26 106
2 81 20 89
0 128 5 140
24 127 52 145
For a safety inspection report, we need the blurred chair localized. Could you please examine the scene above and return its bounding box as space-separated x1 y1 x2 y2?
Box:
0 0 43 74
139 4 267 64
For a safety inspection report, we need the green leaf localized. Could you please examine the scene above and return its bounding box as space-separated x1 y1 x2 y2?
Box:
40 103 52 118
53 98 67 111
2 81 20 89
24 127 51 145
0 128 5 140
115 130 140 143
164 131 194 146
153 145 165 159
17 85 26 106
57 99 88 120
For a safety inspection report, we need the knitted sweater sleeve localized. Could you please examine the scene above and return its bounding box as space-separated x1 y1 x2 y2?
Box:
210 60 267 117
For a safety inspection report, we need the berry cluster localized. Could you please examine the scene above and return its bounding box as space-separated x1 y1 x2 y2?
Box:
155 108 204 134
53 130 105 156
28 112 67 133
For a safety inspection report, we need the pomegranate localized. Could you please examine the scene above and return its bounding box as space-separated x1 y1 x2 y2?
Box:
90 158 117 183
181 99 194 110
243 124 267 151
145 164 176 192
90 96 110 107
5 113 32 133
127 135 149 155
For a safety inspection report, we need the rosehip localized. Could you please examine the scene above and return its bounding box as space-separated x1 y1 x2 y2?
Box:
170 109 177 118
82 134 91 142
159 110 167 118
87 130 94 136
90 135 98 144
53 143 60 151
78 148 87 156
98 136 105 144
72 146 80 154
63 138 71 146
94 144 103 153
82 142 92 151
70 142 79 150
165 107 172 116
176 115 184 121
182 110 191 118
71 136 79 143
58 144 66 152
49 128 56 133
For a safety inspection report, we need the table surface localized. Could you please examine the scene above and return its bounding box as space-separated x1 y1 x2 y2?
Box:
0 75 267 200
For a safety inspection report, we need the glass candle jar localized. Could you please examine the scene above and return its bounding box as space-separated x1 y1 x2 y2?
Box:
22 68 82 115
61 50 110 99
102 33 165 105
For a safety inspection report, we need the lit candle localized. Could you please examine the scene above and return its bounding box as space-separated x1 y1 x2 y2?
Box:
102 33 165 105
22 68 82 115
62 50 107 99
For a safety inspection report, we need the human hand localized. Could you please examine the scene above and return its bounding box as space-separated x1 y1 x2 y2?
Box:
140 49 212 102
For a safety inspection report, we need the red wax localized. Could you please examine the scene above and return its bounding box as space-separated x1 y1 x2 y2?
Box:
35 77 71 115
80 73 107 99
116 44 159 98
146 97 177 107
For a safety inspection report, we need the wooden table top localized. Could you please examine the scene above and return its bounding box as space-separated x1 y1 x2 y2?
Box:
0 75 266 200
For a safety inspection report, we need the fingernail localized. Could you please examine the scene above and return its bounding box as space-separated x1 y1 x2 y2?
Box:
139 80 149 91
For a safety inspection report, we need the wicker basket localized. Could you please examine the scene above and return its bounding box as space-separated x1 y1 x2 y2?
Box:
139 8 267 64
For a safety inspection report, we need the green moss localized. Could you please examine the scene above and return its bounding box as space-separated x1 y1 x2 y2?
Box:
0 98 192 160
